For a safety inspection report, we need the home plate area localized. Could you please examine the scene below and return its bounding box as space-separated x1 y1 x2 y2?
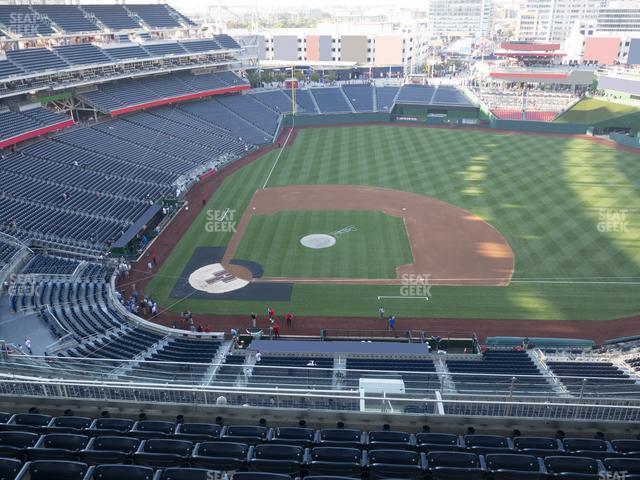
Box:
188 263 249 293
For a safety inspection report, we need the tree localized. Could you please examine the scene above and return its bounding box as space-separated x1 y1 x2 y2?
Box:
309 71 320 83
325 71 338 83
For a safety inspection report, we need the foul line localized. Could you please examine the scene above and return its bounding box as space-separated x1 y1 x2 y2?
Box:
262 128 294 189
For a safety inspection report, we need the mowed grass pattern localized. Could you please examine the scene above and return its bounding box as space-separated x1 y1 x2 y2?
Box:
234 210 413 278
147 125 640 320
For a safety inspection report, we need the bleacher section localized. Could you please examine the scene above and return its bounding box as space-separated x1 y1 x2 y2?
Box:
447 350 553 395
476 88 577 122
5 49 69 74
0 5 55 37
346 358 437 393
53 44 113 66
81 5 142 31
0 239 22 270
21 255 78 276
126 4 182 29
342 84 375 112
547 361 640 397
32 5 99 33
77 71 249 115
101 45 150 61
126 338 221 384
284 89 318 113
375 86 399 112
217 94 280 136
396 85 437 104
250 356 334 389
249 90 295 114
0 107 74 149
310 88 352 113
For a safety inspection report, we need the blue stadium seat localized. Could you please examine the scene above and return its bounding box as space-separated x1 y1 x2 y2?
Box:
87 418 134 436
416 433 462 453
367 430 414 449
367 449 425 480
27 433 89 461
308 447 363 477
563 438 612 459
316 429 364 448
78 436 140 465
248 444 305 475
0 457 23 479
612 439 640 456
485 453 546 480
15 460 88 480
0 431 39 458
425 451 485 480
132 439 193 467
173 423 221 442
544 456 601 479
6 414 52 432
268 427 315 446
85 464 153 480
222 426 268 444
464 434 513 454
190 441 248 471
513 436 562 456
604 457 640 479
129 421 175 439
155 468 222 480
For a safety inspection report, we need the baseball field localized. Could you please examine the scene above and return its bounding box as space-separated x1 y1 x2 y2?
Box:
145 124 640 321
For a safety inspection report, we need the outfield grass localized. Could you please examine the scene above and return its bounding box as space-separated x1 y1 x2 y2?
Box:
555 97 640 125
146 125 640 320
234 210 412 278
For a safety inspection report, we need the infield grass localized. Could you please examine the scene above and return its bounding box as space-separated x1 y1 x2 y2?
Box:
234 210 413 278
146 125 640 321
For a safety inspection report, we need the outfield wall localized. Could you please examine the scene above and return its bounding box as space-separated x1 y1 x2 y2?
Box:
282 112 391 127
610 131 640 149
490 118 587 134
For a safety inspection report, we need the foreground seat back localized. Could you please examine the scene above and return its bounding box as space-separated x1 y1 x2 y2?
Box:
87 464 154 480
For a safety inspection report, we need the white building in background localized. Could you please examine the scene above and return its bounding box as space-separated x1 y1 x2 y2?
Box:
516 0 603 43
562 1 640 65
426 0 494 38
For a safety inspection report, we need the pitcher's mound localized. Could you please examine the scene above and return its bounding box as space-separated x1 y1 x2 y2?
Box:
300 234 336 249
188 263 249 293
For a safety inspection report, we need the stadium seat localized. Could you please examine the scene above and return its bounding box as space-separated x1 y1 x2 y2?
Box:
14 460 88 480
425 451 485 480
513 436 562 456
221 426 268 444
44 417 92 434
464 434 513 454
316 429 364 448
155 468 230 480
268 427 315 446
366 430 414 449
27 433 89 460
0 431 40 458
248 444 305 475
4 414 52 432
132 439 193 467
233 474 292 480
87 419 134 436
85 464 154 480
367 449 425 479
190 441 248 471
0 457 24 479
563 438 612 459
308 447 363 477
604 457 640 479
612 439 640 456
78 436 140 465
0 413 13 424
173 423 221 442
129 421 175 439
415 433 462 453
485 453 546 479
544 456 601 479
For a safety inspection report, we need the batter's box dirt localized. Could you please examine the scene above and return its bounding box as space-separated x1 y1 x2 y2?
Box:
170 246 293 301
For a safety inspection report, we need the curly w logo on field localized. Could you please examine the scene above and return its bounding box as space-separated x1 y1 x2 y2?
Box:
330 225 358 237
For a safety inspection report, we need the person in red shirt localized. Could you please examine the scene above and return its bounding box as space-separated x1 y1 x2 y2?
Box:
285 312 293 327
273 323 280 339
267 307 275 319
